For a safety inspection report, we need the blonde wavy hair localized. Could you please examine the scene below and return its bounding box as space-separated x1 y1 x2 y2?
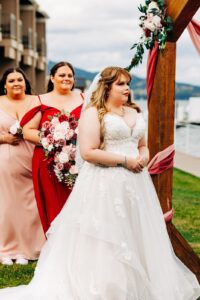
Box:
87 66 141 149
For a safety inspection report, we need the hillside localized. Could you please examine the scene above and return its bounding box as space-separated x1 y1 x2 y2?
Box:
48 61 200 100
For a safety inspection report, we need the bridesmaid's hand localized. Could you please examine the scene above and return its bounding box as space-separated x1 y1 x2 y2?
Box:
3 133 21 145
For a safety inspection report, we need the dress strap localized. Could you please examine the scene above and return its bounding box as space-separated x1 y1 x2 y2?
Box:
80 93 84 100
20 105 41 128
38 95 42 104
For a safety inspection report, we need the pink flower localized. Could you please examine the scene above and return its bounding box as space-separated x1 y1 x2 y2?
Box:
69 146 76 160
55 162 64 170
69 165 78 175
56 139 66 147
47 134 54 144
42 121 51 130
62 145 72 154
65 129 74 140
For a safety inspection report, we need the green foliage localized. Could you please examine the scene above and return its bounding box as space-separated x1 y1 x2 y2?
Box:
126 0 173 71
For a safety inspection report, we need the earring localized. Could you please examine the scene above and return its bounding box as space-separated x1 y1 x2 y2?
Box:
4 88 7 95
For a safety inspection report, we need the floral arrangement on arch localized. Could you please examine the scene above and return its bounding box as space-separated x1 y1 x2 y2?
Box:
39 111 78 187
126 0 173 71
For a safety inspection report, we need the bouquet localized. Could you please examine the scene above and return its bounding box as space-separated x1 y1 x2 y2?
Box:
39 111 78 187
9 120 23 138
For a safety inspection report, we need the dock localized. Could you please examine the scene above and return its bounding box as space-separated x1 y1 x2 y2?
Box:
174 151 200 178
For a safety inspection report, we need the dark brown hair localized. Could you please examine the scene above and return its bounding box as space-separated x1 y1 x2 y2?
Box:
0 67 32 95
47 61 75 92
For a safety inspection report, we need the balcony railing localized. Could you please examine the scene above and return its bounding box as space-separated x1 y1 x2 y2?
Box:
0 5 2 34
22 27 33 49
2 13 16 39
37 37 46 56
18 20 22 43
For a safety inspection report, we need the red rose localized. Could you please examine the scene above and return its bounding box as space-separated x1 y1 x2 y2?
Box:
58 114 68 122
70 120 78 130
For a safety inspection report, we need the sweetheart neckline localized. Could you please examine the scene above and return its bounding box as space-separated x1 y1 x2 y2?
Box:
106 113 140 131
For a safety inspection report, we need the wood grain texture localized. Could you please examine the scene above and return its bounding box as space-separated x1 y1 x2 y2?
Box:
167 223 200 282
148 42 176 213
166 0 200 42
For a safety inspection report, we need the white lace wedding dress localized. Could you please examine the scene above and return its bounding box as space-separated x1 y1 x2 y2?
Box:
0 113 200 300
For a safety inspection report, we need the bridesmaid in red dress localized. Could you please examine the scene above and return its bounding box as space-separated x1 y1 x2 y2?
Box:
21 62 84 233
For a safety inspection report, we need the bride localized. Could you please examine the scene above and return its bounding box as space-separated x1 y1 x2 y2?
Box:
0 66 199 299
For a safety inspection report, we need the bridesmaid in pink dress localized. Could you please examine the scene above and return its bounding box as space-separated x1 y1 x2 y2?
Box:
0 68 45 266
22 62 84 233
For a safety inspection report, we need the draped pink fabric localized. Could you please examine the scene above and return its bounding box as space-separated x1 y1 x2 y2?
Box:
148 144 175 175
163 209 174 222
146 41 159 102
191 19 200 35
187 19 200 55
147 145 175 222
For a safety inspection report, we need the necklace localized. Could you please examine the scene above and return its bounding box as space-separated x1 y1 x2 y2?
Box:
109 106 125 117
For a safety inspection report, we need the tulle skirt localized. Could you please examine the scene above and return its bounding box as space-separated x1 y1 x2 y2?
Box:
0 163 199 299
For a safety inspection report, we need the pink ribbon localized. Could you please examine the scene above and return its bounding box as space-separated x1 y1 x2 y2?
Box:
146 42 159 102
187 19 200 55
148 144 175 175
163 208 174 222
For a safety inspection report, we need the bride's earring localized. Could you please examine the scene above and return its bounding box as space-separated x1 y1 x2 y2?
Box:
4 88 7 95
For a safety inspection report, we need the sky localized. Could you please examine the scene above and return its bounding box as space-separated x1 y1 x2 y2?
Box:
37 0 200 85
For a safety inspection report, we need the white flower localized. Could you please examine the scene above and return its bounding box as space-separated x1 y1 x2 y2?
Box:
147 1 160 12
53 122 70 141
51 117 60 125
58 121 70 132
153 15 162 28
53 131 66 141
69 165 78 175
144 19 157 32
58 151 69 164
9 121 20 135
41 137 49 149
47 144 54 152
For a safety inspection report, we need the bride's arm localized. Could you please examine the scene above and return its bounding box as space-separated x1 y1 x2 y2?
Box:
79 107 140 170
138 137 149 167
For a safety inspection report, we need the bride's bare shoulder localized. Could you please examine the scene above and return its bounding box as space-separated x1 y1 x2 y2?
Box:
79 107 99 126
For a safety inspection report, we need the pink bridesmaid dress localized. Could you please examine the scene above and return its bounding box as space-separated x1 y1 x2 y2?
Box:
0 108 45 261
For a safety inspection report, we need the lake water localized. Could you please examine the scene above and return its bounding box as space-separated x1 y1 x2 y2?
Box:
136 100 200 158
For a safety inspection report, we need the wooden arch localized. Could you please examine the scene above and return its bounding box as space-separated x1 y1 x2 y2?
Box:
148 0 200 281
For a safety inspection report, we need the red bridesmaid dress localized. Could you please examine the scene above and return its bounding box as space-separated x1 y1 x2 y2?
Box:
20 98 83 233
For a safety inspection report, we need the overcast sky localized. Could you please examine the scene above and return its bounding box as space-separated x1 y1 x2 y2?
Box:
37 0 200 85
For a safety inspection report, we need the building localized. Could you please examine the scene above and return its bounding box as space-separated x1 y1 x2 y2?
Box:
0 0 48 93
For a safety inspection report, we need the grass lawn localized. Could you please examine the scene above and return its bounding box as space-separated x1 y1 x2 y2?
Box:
173 168 200 256
0 168 199 292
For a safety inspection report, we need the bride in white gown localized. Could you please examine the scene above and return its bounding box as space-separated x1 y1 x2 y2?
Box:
0 66 200 300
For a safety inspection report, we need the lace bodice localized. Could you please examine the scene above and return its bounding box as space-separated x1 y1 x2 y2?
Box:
104 113 146 157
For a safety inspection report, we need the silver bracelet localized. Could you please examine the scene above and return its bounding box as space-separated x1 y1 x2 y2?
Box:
117 156 127 167
124 156 127 167
1 135 5 143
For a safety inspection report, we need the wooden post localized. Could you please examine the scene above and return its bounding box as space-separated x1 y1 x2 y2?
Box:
148 42 176 213
166 0 200 42
147 0 200 281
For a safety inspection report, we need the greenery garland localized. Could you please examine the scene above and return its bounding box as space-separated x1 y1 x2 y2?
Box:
126 0 173 71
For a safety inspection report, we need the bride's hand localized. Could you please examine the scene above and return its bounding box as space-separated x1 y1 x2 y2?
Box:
138 155 149 168
125 157 143 173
